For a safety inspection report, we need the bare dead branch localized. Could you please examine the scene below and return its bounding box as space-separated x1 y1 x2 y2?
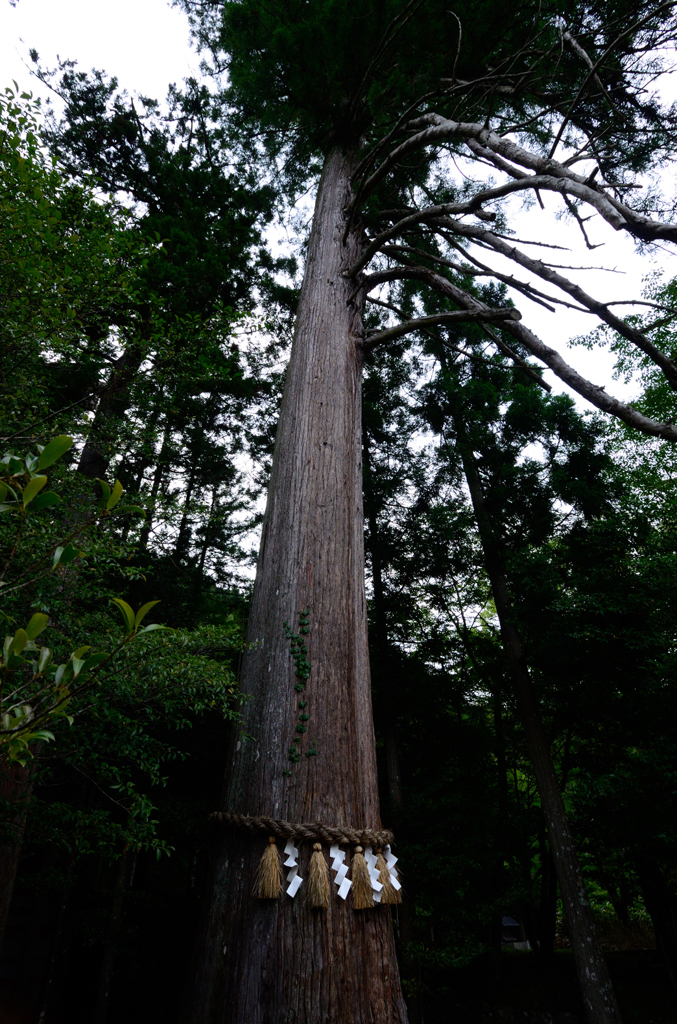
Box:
364 253 563 313
360 264 552 389
547 7 677 160
479 324 553 392
354 114 677 245
563 195 603 250
429 269 677 437
363 308 521 351
361 259 677 436
429 216 677 387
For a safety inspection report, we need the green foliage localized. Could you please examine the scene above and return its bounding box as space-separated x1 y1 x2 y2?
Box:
5 1 677 1012
0 67 257 1021
178 0 677 197
0 87 156 442
0 435 163 762
359 307 677 996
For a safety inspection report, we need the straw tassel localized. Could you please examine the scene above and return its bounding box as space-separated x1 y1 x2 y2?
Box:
375 849 402 904
307 842 330 908
351 846 374 909
253 836 282 898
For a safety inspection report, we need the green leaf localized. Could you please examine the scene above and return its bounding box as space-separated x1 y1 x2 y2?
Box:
71 646 91 660
106 479 124 510
112 598 135 634
134 600 161 629
22 475 47 506
96 479 112 507
136 623 168 635
25 613 48 640
0 482 7 502
30 491 61 511
82 652 109 672
10 629 28 655
62 544 81 565
71 657 86 678
37 647 52 673
114 505 146 517
36 435 73 470
53 543 82 568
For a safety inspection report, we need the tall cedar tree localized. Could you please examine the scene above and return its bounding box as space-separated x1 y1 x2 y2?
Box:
35 67 283 480
176 2 677 1022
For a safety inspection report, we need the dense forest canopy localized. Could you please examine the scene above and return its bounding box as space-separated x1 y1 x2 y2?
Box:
2 1 677 1022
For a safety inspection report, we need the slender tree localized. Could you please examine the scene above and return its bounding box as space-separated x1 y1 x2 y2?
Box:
36 65 280 479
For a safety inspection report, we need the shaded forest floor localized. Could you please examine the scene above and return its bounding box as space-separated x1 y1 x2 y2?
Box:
0 946 674 1023
409 949 676 1024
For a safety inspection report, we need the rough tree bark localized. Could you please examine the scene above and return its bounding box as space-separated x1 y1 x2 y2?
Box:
187 147 408 1024
454 417 623 1024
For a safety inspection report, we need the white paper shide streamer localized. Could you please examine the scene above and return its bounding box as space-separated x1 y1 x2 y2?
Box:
284 838 303 898
363 846 385 902
384 844 402 891
329 843 351 900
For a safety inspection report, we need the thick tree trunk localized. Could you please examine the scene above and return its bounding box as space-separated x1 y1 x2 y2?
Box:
455 422 623 1024
188 147 408 1024
363 437 416 981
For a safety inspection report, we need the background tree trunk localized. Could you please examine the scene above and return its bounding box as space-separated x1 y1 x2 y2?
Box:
538 825 558 959
78 345 144 480
0 760 38 953
455 418 623 1024
93 846 136 1024
634 849 677 989
187 147 408 1024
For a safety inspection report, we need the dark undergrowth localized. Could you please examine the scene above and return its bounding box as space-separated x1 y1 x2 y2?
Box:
406 949 676 1024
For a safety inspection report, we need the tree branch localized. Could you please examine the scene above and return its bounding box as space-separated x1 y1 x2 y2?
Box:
361 264 551 389
353 113 677 244
362 259 677 437
547 8 677 160
429 216 677 387
362 308 521 351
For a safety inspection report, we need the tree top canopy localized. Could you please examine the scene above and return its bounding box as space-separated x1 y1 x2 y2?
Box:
177 0 677 178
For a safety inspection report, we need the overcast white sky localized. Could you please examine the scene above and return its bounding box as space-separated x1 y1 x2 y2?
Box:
0 0 197 101
3 0 677 410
